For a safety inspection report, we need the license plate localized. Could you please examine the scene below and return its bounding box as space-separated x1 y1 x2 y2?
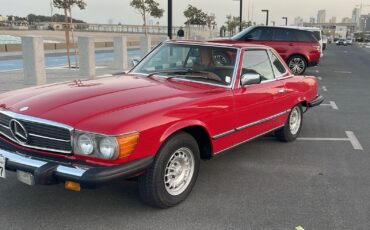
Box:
0 155 5 179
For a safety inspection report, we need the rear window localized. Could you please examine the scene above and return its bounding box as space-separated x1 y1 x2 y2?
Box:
312 31 321 41
294 30 318 42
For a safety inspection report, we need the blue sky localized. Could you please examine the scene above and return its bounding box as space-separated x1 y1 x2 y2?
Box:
0 0 369 26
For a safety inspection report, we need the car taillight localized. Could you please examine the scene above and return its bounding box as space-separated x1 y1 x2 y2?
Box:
312 45 321 51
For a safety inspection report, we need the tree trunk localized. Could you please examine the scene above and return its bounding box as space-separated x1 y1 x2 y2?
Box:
64 7 71 68
142 0 147 36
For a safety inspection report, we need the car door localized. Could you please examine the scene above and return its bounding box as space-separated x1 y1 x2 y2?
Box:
232 49 286 143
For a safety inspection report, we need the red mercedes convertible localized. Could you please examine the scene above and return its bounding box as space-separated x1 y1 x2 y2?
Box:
0 41 323 208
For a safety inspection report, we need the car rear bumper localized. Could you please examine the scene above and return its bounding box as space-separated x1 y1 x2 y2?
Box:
0 147 154 188
308 95 325 107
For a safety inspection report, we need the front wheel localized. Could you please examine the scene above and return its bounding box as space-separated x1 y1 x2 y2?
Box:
288 55 307 75
276 105 303 142
138 132 200 208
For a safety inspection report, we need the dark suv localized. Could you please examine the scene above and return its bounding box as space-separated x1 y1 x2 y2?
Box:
211 26 321 75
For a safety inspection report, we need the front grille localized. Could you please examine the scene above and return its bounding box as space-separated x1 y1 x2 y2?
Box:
0 111 72 154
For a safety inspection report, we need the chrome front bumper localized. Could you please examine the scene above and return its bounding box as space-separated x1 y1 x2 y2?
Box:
0 148 154 188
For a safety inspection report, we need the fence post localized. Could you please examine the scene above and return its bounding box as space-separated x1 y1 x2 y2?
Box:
78 36 95 79
21 36 46 85
140 35 152 57
113 36 128 71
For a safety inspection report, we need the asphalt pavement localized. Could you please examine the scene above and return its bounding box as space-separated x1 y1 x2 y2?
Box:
0 44 370 230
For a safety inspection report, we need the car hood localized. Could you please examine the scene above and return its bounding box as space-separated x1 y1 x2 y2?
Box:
0 74 222 134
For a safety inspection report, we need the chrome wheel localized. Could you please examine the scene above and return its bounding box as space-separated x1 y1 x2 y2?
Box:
164 147 195 196
288 58 305 74
289 107 302 135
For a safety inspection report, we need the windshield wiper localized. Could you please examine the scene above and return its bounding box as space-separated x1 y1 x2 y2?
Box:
146 69 203 78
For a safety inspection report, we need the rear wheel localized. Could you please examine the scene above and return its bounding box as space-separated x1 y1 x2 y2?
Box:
288 55 307 75
138 132 200 208
276 105 303 142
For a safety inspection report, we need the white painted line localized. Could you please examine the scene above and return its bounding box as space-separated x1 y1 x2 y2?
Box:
334 71 352 74
320 101 338 110
345 131 363 150
315 70 320 73
298 137 348 141
322 86 328 91
330 101 338 110
317 76 323 80
298 131 363 151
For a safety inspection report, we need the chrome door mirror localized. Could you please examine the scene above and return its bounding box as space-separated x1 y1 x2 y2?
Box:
132 59 140 67
240 73 262 86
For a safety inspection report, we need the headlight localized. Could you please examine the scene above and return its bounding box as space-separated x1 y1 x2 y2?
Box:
99 137 118 159
73 131 139 160
76 134 94 155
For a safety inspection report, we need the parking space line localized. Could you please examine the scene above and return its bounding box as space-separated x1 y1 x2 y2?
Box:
320 101 338 110
315 70 320 73
317 76 322 80
297 131 363 151
334 71 352 74
346 131 364 150
322 86 328 91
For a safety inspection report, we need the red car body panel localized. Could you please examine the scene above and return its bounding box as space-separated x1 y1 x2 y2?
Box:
0 42 319 168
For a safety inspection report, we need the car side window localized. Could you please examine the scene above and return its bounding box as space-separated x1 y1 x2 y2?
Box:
245 28 272 41
268 50 286 76
242 50 275 82
273 28 296 41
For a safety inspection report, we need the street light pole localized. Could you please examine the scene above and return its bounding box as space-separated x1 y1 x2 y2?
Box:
282 17 288 26
168 0 172 39
261 9 269 26
239 0 243 32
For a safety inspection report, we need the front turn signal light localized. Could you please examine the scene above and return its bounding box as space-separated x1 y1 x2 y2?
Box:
65 181 81 192
117 132 140 159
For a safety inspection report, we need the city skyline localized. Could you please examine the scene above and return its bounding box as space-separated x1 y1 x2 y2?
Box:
1 0 370 26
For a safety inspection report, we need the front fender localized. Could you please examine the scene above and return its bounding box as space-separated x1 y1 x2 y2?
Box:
160 120 210 143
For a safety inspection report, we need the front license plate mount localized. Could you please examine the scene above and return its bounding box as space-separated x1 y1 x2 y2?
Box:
0 155 6 179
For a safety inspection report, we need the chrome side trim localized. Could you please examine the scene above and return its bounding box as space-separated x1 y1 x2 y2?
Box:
236 110 290 131
29 133 71 143
212 129 236 140
214 125 284 155
0 110 73 131
212 110 290 140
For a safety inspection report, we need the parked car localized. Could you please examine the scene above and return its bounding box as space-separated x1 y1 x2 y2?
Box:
0 41 324 208
336 39 347 46
287 26 324 56
346 38 353 45
210 26 322 75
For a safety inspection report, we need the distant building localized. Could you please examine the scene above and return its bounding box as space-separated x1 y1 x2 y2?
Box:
309 17 315 24
303 22 356 38
329 17 336 23
342 17 352 23
359 14 370 31
352 8 360 28
317 10 326 23
294 16 304 26
0 15 7 22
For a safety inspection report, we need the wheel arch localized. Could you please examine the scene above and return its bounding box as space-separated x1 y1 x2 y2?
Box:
287 53 309 64
160 121 213 160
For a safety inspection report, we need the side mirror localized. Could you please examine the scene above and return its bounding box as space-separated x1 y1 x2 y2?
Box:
240 73 261 86
132 59 140 67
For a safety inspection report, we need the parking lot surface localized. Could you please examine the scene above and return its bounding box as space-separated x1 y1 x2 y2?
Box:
1 44 370 230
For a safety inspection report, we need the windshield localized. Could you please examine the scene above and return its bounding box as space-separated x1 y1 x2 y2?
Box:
130 43 239 86
231 27 255 40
